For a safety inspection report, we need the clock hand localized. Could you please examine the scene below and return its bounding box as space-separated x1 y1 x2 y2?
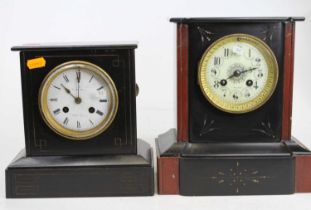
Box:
76 69 81 99
240 67 257 74
61 84 81 104
61 83 75 98
226 67 257 80
226 71 240 80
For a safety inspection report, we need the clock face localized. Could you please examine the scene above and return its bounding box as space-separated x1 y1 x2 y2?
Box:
198 34 278 114
39 61 118 140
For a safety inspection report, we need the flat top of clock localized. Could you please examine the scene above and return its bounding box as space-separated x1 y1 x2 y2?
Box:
170 17 305 23
11 42 137 51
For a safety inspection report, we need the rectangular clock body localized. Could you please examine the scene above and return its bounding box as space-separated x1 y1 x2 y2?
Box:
13 45 137 156
172 17 304 142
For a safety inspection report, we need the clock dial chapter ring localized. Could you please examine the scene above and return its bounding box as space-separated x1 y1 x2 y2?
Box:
39 61 119 140
198 33 279 114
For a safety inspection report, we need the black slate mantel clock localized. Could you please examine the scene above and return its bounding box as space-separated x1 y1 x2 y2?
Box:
156 17 311 195
13 44 138 156
6 44 154 198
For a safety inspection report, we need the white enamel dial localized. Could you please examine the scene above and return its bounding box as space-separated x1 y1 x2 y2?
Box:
198 34 278 114
39 61 118 140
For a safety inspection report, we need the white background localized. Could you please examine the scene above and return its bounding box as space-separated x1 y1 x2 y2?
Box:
0 0 311 209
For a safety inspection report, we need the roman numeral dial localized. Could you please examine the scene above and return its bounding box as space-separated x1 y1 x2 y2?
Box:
39 61 119 140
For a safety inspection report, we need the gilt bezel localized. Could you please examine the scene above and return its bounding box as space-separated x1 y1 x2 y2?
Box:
39 60 119 140
198 33 279 114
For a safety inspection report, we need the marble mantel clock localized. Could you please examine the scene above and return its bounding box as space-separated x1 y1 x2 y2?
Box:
156 17 311 196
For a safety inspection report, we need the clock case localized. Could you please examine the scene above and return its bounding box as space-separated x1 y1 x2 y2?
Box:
13 44 137 156
156 17 311 195
6 44 154 198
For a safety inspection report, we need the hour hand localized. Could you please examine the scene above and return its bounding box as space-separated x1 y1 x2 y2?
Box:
61 83 81 104
61 83 74 95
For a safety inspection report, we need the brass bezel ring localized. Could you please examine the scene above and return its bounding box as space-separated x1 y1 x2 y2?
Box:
39 60 119 140
198 33 279 114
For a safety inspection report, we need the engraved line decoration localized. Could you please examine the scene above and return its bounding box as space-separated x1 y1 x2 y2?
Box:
207 161 272 194
197 26 214 44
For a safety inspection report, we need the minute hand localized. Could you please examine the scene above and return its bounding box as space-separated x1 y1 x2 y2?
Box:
226 67 258 80
240 67 257 74
76 70 81 99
